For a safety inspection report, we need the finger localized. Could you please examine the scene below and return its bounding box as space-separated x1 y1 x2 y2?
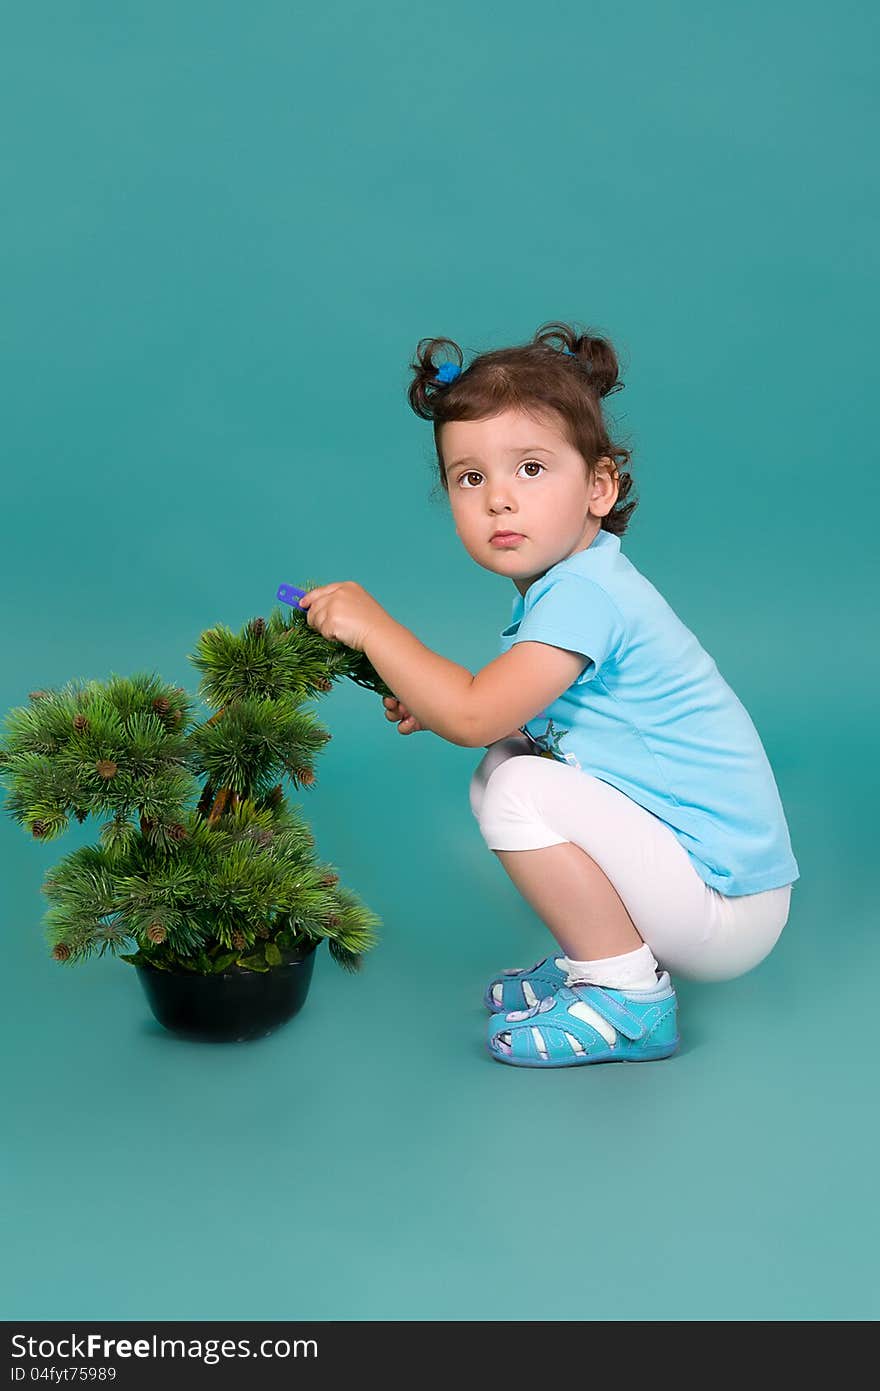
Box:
301 582 343 607
298 588 325 610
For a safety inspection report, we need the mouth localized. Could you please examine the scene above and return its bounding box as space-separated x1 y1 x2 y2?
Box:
490 531 525 547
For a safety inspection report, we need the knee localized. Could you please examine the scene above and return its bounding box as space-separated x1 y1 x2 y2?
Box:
470 754 536 826
469 765 486 821
469 750 505 821
469 739 529 821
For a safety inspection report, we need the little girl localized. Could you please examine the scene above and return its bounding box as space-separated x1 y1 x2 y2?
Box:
299 320 799 1069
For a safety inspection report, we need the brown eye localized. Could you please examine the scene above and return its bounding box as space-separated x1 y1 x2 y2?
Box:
457 460 545 488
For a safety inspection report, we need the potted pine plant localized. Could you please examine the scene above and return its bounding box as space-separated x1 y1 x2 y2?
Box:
0 589 395 1042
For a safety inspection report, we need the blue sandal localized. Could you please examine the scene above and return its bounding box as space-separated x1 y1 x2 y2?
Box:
483 956 570 1013
486 972 679 1067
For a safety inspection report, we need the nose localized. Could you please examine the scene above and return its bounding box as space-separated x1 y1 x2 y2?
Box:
489 492 516 513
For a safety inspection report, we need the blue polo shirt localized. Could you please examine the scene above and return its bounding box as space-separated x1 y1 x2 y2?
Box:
499 529 799 896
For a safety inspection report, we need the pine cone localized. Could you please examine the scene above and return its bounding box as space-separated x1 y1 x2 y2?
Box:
317 677 333 693
294 767 315 787
327 914 341 929
321 872 339 887
52 943 71 961
147 922 166 944
251 617 266 638
32 819 48 838
141 816 156 835
72 713 89 732
74 808 88 824
266 785 283 808
152 696 171 715
168 823 188 842
29 690 50 701
231 930 247 951
255 925 270 939
96 759 118 779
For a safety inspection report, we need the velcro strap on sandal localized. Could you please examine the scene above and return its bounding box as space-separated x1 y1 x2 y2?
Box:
571 985 649 1040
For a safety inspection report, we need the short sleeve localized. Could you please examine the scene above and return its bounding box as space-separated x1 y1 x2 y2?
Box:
510 575 626 685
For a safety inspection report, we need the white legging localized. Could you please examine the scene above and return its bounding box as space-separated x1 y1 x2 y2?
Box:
469 734 793 983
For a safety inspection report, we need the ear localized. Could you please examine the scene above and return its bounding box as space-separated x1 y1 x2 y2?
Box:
590 458 619 516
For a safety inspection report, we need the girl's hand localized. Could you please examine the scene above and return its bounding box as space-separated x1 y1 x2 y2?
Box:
382 695 424 734
297 582 388 653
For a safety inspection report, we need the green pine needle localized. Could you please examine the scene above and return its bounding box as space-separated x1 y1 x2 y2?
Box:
1 610 387 973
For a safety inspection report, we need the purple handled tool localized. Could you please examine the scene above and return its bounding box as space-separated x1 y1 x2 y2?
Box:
276 584 307 609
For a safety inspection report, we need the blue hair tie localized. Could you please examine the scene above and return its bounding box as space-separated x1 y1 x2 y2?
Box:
435 361 462 384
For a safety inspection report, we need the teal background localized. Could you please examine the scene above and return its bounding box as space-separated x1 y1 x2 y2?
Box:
2 2 877 1322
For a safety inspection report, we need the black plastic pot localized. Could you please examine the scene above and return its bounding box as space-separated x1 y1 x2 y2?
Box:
135 939 320 1042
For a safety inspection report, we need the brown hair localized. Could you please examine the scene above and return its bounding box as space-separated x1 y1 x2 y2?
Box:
406 320 637 536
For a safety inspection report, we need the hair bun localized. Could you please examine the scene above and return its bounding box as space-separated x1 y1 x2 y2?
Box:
559 332 622 400
407 336 465 419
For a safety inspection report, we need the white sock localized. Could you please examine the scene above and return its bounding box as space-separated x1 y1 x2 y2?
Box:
560 942 660 992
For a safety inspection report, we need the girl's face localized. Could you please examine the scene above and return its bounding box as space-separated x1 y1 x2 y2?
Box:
440 406 618 596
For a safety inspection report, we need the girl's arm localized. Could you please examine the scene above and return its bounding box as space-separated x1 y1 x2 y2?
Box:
365 614 588 749
364 614 476 746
